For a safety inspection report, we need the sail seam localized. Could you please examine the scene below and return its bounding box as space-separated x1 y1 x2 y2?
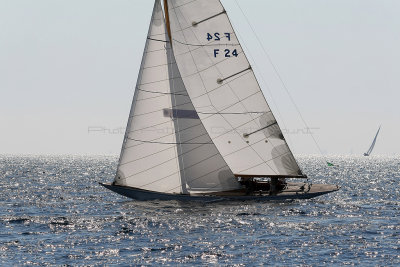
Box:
137 88 188 96
135 88 189 102
139 76 183 86
135 93 169 102
142 61 176 70
169 0 198 10
127 138 212 145
172 37 238 47
148 32 167 38
146 47 172 54
128 120 200 135
173 35 240 54
147 37 169 43
200 111 265 115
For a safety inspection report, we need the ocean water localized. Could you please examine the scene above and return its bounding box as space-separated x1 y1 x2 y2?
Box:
0 155 399 266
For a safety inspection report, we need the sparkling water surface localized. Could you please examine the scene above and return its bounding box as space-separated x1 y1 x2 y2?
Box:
1 155 399 266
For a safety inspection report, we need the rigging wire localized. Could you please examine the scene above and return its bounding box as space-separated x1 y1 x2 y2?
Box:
137 88 188 96
172 37 239 47
126 137 212 145
233 0 330 167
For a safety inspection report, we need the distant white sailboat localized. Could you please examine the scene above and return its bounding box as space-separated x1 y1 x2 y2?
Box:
364 126 381 156
100 0 339 201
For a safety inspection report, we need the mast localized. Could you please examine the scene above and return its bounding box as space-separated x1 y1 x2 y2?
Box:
163 0 172 41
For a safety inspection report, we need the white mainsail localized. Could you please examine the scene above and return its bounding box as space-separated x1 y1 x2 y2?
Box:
115 0 240 193
364 126 381 156
166 0 304 177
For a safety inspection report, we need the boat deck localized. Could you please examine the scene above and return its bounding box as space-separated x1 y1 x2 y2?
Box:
192 183 339 197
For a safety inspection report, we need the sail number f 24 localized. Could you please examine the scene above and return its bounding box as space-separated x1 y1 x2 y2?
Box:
207 33 238 58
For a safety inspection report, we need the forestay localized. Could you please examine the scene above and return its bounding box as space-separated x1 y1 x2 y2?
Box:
167 0 304 177
115 0 240 193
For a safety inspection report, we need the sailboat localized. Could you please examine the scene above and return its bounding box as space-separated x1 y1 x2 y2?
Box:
364 126 381 156
100 0 339 201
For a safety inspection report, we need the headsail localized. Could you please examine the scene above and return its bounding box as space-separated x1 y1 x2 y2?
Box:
115 0 181 193
115 0 240 193
364 126 381 156
166 0 304 177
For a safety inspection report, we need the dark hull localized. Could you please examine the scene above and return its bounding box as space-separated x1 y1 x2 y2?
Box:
100 182 340 202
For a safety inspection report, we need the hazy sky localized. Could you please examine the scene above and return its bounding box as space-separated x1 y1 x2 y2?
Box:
1 0 399 155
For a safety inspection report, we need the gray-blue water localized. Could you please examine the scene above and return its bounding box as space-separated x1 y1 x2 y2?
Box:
1 155 399 266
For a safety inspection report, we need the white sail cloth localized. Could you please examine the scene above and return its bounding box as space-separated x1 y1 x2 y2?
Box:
115 0 241 193
167 0 303 177
365 126 381 156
